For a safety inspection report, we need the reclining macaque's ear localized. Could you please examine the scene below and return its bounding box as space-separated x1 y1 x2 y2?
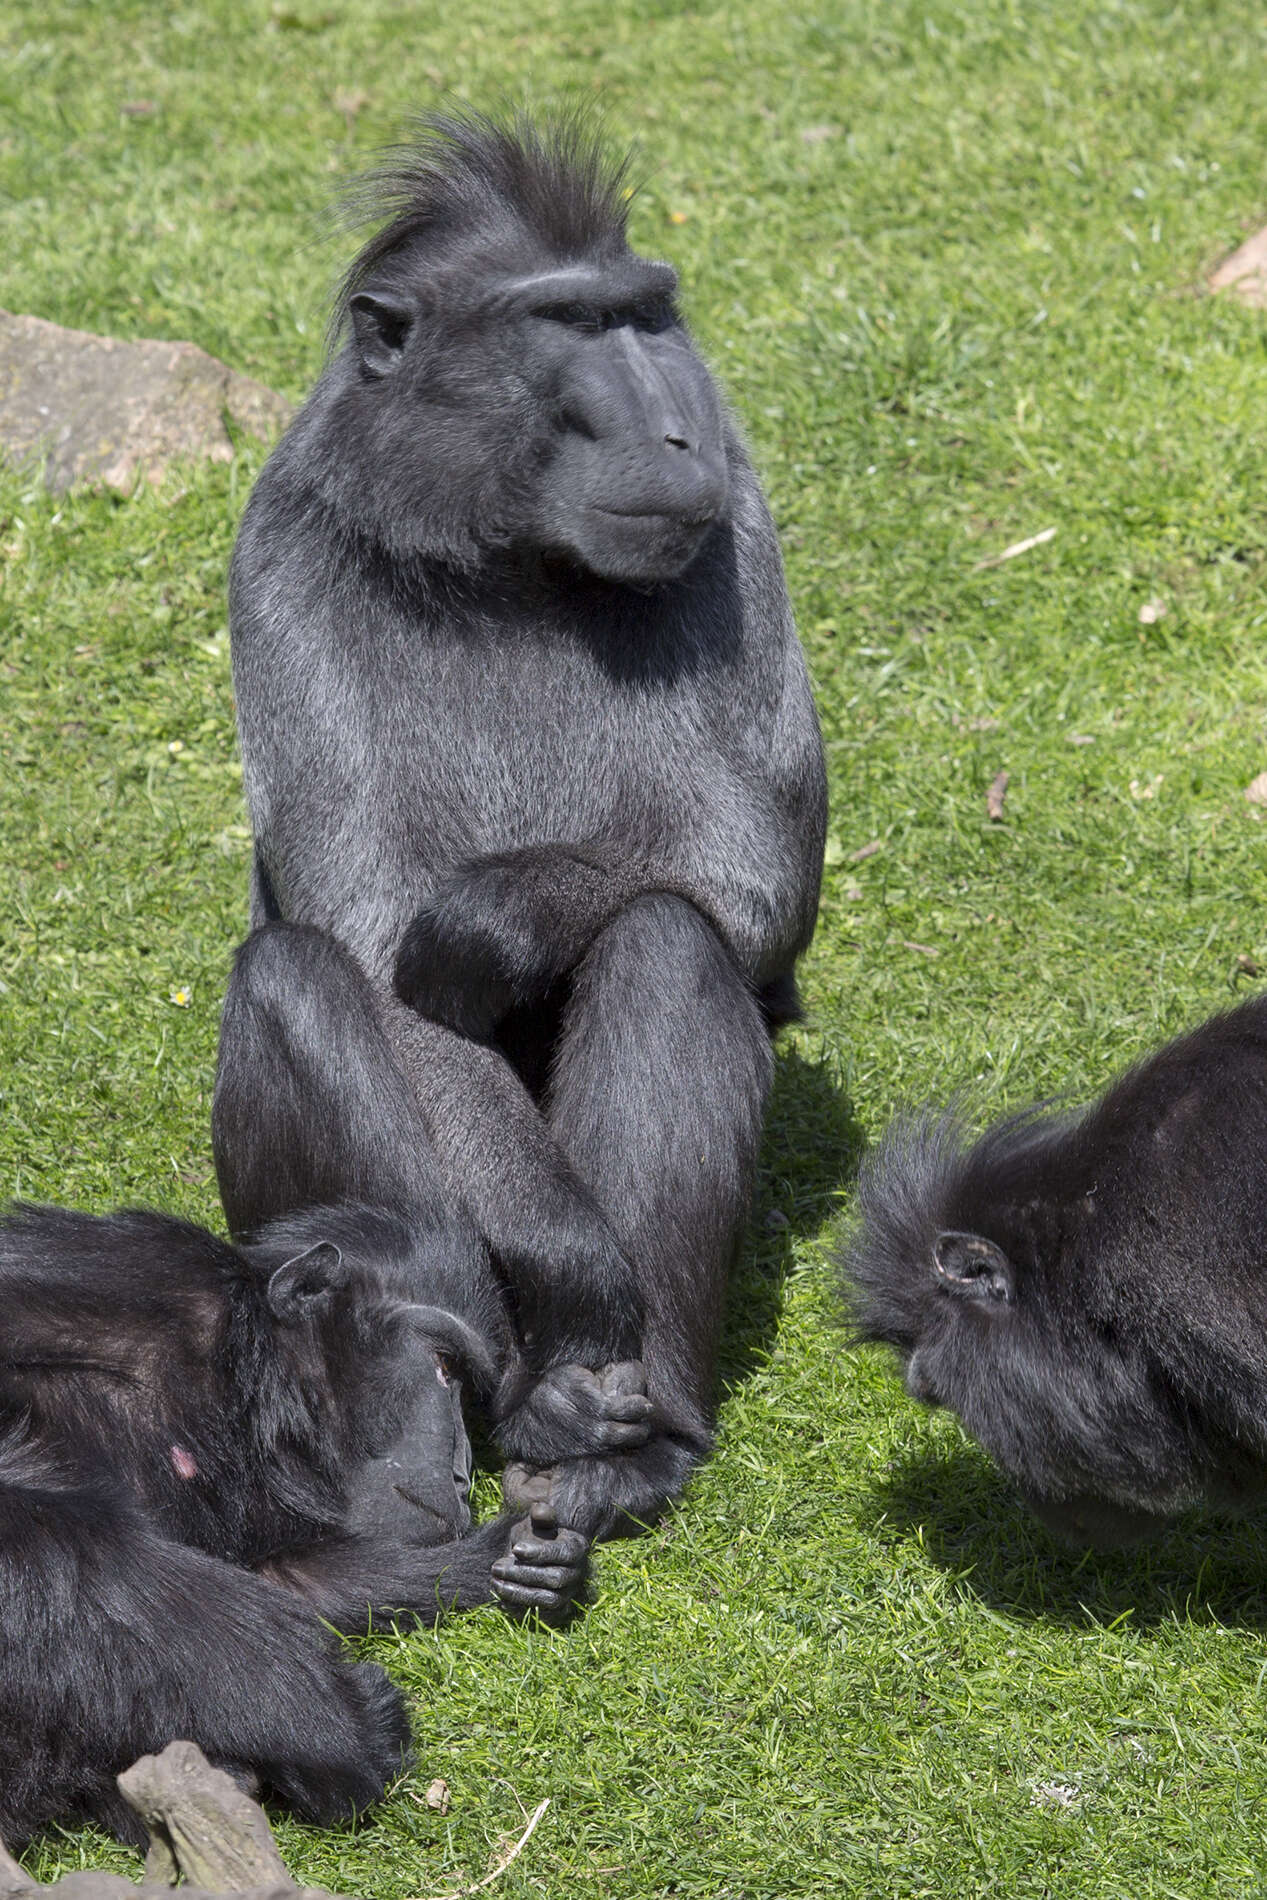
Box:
932 1231 1015 1305
268 1241 346 1316
349 291 414 376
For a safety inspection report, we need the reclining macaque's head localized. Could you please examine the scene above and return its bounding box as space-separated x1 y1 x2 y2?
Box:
265 1236 498 1542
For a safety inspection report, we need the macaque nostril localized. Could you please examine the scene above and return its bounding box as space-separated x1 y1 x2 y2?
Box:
664 432 691 451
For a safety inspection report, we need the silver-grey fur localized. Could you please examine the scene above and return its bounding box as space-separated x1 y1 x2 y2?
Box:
220 109 826 1538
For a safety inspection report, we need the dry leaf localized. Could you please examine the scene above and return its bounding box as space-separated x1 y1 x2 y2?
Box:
986 769 1009 822
1031 1780 1082 1811
121 100 157 117
1209 224 1267 309
333 86 370 125
1236 953 1262 978
1245 772 1267 806
903 940 939 957
850 839 883 862
1138 599 1165 624
425 1778 451 1814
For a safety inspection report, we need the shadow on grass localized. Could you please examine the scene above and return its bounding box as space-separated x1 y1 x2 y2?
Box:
866 1436 1267 1631
717 1044 861 1391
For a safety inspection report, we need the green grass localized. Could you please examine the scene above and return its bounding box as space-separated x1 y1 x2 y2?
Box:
2 0 1267 1894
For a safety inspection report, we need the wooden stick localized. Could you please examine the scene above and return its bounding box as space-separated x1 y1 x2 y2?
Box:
0 1839 35 1897
0 1742 367 1900
118 1742 291 1892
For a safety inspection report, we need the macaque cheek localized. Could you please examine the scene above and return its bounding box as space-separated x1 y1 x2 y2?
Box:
904 1350 940 1406
171 1445 199 1480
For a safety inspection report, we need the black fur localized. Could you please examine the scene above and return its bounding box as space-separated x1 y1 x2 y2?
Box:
330 109 635 344
0 1197 592 1844
842 994 1267 1546
2 916 630 1845
0 1203 398 1843
214 922 659 1472
224 111 826 1540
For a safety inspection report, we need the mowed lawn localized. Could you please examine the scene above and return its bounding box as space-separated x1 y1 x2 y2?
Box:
2 1 1266 1894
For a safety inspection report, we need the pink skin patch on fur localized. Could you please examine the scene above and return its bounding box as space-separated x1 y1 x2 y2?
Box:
171 1445 198 1480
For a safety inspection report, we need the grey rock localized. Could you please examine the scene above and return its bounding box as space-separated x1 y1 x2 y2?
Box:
0 311 293 494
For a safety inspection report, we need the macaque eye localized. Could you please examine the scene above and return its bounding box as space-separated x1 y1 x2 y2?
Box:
537 302 610 332
536 299 676 334
630 300 676 333
435 1351 455 1386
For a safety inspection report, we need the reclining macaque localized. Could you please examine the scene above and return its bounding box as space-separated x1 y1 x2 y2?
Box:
0 925 645 1844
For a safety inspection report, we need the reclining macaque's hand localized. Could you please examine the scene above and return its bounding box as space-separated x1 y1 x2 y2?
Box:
497 1360 654 1464
490 1505 590 1624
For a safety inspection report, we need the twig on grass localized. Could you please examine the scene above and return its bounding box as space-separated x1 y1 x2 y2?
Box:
411 1799 551 1900
973 525 1057 570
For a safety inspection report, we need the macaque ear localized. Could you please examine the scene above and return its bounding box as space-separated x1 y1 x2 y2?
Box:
268 1241 346 1317
349 291 415 376
932 1231 1015 1305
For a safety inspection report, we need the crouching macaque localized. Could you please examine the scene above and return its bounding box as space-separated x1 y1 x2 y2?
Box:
842 995 1267 1547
